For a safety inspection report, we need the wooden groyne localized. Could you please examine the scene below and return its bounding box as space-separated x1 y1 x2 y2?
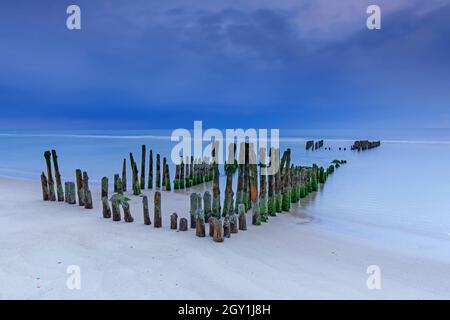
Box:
351 140 381 151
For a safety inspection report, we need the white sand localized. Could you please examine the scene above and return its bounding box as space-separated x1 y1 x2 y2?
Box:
1 177 449 299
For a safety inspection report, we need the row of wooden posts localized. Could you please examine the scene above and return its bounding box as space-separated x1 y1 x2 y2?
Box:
40 145 345 244
186 142 346 242
41 150 93 209
115 145 214 197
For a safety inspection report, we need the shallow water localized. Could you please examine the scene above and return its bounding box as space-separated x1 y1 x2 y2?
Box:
1 129 449 246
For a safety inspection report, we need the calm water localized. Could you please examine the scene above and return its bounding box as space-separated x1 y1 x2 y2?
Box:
1 129 450 246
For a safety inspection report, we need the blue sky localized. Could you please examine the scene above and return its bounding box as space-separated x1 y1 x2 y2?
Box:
1 0 449 129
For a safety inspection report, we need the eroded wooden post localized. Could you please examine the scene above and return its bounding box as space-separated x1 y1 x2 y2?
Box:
111 198 121 221
102 196 112 219
101 177 108 198
190 193 198 229
170 213 178 230
75 169 84 206
223 216 231 238
259 147 268 223
114 174 119 193
203 191 212 223
142 195 151 225
238 204 247 231
179 218 188 231
67 182 76 204
195 209 205 237
122 159 127 192
156 154 161 189
140 145 146 190
123 201 134 223
213 218 224 243
148 150 153 189
82 171 93 209
154 191 162 228
44 151 56 201
41 172 49 201
51 150 64 202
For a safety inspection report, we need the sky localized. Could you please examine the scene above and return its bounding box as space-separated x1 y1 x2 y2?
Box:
0 0 449 129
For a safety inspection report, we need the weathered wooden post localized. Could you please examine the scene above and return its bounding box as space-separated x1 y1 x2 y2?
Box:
130 153 141 195
229 213 238 234
102 196 111 219
156 154 161 189
223 216 231 238
170 213 178 230
123 201 134 223
162 157 167 189
41 172 49 201
174 164 180 190
117 177 123 195
267 147 276 216
185 157 190 188
82 171 93 209
67 182 76 204
259 147 268 223
44 151 56 201
140 145 146 190
142 195 151 225
243 143 251 211
195 209 206 237
51 150 64 202
75 169 84 206
111 198 121 221
122 159 127 192
238 204 247 231
148 150 153 189
189 193 198 229
165 163 171 191
179 159 185 189
222 143 235 217
203 191 212 222
208 217 215 237
179 218 188 231
212 163 221 218
101 177 108 198
154 191 162 228
213 218 224 243
114 174 119 193
64 182 69 203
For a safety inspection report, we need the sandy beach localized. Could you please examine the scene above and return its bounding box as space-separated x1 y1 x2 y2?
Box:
1 176 449 299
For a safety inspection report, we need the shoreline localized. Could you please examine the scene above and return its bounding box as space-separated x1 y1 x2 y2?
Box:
1 176 449 299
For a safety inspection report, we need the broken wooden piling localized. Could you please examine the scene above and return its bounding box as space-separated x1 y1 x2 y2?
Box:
40 172 49 201
142 195 151 225
170 213 178 230
154 191 162 228
51 150 64 202
44 151 56 201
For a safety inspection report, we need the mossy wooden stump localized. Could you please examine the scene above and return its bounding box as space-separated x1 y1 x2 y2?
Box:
44 151 56 201
51 150 64 202
40 172 49 201
195 209 205 237
123 201 134 223
111 198 121 221
238 204 247 231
